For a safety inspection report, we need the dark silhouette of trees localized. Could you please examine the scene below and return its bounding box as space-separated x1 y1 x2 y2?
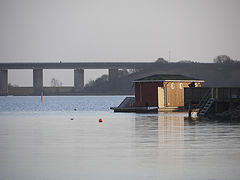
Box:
50 78 63 87
8 83 19 88
213 55 234 63
177 60 198 63
155 57 168 63
85 74 108 89
82 55 240 94
83 70 133 94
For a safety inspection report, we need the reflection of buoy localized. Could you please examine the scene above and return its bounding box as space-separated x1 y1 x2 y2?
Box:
70 117 74 120
99 118 103 123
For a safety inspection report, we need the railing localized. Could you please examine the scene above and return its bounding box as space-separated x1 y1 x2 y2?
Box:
118 97 135 108
197 88 211 111
185 87 240 106
185 87 240 117
184 87 210 108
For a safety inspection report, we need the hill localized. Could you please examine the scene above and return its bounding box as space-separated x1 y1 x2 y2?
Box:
82 62 240 95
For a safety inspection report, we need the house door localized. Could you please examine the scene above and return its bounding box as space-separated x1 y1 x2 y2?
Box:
158 87 165 108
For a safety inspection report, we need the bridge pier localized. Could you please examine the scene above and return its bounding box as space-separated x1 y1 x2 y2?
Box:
33 69 43 95
0 69 8 96
74 68 84 92
108 69 119 82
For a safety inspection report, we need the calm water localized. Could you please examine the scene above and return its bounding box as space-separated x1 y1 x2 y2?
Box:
0 96 240 180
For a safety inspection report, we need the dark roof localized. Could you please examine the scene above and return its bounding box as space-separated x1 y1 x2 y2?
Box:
133 74 204 82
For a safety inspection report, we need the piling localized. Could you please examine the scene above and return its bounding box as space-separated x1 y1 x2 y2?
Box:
188 101 192 120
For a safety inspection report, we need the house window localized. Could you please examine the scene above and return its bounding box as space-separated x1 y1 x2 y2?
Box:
171 83 175 89
180 83 183 89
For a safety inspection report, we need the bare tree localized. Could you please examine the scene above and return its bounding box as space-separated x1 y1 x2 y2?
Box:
213 55 234 63
50 78 63 87
8 83 19 87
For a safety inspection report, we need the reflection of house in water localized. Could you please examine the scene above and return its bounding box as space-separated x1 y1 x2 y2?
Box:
158 115 184 146
134 114 185 168
157 115 185 165
134 114 185 146
134 114 184 148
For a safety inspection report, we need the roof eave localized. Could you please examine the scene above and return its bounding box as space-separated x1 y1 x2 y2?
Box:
132 80 205 83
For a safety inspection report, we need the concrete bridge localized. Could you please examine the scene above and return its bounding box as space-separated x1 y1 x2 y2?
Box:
0 62 154 95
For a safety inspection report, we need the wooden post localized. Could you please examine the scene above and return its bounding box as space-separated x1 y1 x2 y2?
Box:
211 88 214 98
216 88 218 100
188 101 192 120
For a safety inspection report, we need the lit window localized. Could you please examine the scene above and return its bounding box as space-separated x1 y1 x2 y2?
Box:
171 83 175 89
180 83 183 89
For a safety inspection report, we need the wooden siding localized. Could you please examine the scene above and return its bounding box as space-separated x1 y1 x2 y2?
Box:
158 87 164 108
164 82 193 107
134 81 202 107
134 82 163 106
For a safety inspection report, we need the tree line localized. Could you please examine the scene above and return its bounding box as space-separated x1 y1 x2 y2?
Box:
155 55 239 64
82 54 240 94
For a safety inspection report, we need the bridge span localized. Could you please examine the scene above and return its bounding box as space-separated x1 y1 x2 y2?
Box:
0 62 154 95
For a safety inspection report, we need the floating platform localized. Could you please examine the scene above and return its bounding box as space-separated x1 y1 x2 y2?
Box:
111 106 190 113
110 106 158 113
111 97 189 113
158 106 188 112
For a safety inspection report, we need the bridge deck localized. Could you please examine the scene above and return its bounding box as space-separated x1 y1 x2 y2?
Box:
0 62 154 69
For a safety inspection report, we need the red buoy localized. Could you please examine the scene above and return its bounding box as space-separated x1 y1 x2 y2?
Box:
99 118 103 123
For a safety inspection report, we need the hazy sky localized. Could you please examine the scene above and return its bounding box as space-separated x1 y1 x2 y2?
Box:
1 0 240 86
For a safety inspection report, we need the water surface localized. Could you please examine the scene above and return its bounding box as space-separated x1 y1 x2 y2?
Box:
0 96 239 180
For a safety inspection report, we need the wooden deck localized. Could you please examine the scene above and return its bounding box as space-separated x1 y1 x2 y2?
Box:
111 97 188 113
184 87 240 118
184 87 240 105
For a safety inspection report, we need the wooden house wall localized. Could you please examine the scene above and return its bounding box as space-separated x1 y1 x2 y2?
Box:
134 81 203 107
134 82 163 106
164 82 192 107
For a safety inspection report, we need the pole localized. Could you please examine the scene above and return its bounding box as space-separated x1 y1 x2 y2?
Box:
41 91 43 103
188 101 192 120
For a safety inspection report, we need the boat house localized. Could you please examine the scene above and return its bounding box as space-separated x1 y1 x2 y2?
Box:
133 74 204 108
